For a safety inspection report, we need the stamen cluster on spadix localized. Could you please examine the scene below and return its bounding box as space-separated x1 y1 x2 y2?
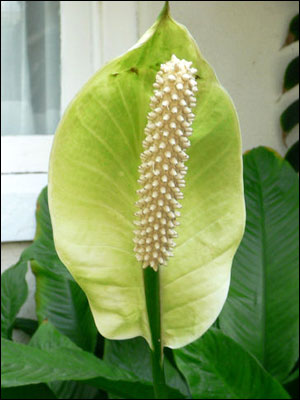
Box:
134 54 198 271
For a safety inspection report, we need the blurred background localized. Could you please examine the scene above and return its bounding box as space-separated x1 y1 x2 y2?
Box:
1 1 299 321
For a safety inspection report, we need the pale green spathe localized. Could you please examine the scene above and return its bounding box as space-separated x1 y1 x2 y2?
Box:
48 4 245 349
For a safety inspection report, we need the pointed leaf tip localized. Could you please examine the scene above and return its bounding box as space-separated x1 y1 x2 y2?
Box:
159 1 170 19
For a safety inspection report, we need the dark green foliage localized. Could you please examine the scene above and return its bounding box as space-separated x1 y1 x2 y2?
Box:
13 318 38 336
174 328 291 399
1 322 184 399
285 140 299 172
281 14 299 171
30 188 98 351
283 57 299 92
281 99 299 135
104 337 190 398
219 148 299 383
1 384 57 399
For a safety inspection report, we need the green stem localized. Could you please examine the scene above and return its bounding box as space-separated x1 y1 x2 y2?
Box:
143 267 168 399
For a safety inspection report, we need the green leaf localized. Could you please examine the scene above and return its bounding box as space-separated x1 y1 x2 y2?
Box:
29 187 98 352
104 337 152 382
2 322 184 399
29 322 100 400
13 318 38 336
1 338 145 398
219 147 299 382
1 261 28 339
283 57 299 92
280 99 299 138
1 384 56 399
32 259 97 352
23 186 72 280
284 14 299 46
48 1 245 348
285 140 299 172
29 320 79 351
174 328 291 399
104 337 190 398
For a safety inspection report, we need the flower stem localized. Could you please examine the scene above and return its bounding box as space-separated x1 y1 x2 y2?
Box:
143 267 168 399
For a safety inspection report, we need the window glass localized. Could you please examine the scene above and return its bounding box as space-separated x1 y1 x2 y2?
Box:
1 1 61 135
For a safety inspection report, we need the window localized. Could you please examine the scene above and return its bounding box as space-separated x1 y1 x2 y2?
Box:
1 1 61 136
1 1 138 242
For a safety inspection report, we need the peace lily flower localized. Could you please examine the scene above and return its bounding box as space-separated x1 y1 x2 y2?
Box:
48 1 245 362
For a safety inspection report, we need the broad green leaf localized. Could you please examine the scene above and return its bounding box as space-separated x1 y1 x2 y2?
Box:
285 140 299 172
31 187 98 352
23 186 72 280
104 337 190 398
30 322 186 400
32 259 97 352
1 384 56 399
104 338 152 382
1 261 28 339
219 147 299 382
48 3 245 348
1 337 148 398
29 322 100 400
29 320 79 351
283 57 299 92
22 240 71 280
174 328 291 399
1 324 184 399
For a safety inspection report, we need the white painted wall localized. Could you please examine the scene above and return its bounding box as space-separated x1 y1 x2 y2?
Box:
1 1 299 334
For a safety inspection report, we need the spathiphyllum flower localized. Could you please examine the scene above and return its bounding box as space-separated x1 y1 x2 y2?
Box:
49 3 245 351
134 55 197 270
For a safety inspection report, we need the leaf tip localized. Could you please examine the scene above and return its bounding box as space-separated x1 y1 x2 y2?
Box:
158 1 170 20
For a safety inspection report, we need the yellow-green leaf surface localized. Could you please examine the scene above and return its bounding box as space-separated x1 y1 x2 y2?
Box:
48 3 245 349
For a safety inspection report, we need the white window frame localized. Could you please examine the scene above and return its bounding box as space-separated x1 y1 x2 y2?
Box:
1 1 138 242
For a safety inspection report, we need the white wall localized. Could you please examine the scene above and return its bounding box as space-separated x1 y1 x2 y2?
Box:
2 1 299 328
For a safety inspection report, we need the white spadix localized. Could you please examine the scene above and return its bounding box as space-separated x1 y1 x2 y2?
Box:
134 55 198 270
